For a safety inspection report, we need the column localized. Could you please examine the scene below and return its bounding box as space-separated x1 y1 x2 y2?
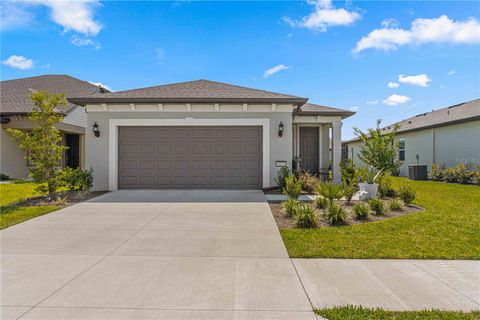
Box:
319 125 330 170
332 122 342 184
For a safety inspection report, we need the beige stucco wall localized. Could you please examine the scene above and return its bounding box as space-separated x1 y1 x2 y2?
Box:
0 128 29 179
86 109 294 191
0 111 87 179
345 119 480 177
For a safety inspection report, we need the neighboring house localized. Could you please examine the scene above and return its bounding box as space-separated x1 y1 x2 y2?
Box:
343 99 480 177
69 80 354 191
0 75 108 179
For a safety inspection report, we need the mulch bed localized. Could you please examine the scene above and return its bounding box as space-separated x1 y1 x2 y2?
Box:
12 191 108 208
269 199 424 229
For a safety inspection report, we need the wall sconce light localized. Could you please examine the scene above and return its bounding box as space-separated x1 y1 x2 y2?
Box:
278 121 284 137
93 122 100 138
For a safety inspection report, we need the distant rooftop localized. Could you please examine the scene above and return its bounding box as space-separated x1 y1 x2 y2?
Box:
0 75 109 115
344 98 480 143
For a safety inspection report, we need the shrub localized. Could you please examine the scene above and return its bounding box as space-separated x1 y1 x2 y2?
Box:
316 182 344 202
275 166 291 190
283 198 300 217
369 198 385 215
357 166 382 184
326 202 348 225
431 164 445 181
353 203 370 220
398 185 416 205
315 196 330 209
294 204 319 228
58 167 94 192
378 174 396 198
430 163 479 185
283 175 302 199
472 169 480 186
389 199 403 211
0 173 9 181
299 171 320 193
340 159 357 186
343 183 357 204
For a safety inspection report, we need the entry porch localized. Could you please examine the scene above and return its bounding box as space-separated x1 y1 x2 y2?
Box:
292 105 349 184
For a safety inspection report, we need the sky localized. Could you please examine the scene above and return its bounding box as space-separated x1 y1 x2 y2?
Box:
1 0 479 139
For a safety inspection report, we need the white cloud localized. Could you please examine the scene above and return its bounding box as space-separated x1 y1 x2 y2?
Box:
354 15 480 53
398 73 431 87
71 36 99 49
349 106 359 112
381 18 399 28
388 81 400 88
284 0 360 32
1 0 102 41
448 70 458 76
263 64 290 78
383 94 410 106
2 55 34 70
39 0 102 36
366 99 379 105
88 81 113 92
0 1 34 29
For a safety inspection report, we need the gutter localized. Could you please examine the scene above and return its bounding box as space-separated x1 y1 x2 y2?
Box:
68 97 309 107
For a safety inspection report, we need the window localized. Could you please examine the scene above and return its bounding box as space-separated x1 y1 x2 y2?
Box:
398 138 405 161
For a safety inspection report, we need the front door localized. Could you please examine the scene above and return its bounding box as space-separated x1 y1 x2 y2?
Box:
300 127 319 175
65 134 80 169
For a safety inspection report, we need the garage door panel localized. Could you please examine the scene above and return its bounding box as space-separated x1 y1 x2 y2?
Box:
210 145 225 154
154 128 174 139
139 144 156 154
158 144 173 154
174 144 190 154
118 126 262 189
156 160 172 169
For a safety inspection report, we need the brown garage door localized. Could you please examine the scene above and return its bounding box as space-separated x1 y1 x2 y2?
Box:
118 126 262 189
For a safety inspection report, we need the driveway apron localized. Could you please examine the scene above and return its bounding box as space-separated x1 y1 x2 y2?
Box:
1 190 316 320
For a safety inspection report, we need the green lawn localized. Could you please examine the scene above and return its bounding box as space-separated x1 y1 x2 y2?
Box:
281 178 480 259
0 182 60 229
316 306 480 320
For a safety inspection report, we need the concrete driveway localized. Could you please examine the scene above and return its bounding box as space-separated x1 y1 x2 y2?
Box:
1 190 316 320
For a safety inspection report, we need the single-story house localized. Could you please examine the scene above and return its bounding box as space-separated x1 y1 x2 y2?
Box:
0 75 109 179
343 98 480 177
69 79 354 191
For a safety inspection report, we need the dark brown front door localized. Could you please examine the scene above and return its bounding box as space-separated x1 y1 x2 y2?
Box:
118 126 263 189
300 127 319 175
65 134 80 169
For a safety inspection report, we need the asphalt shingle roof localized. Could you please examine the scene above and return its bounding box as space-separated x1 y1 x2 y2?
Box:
295 102 355 118
69 79 308 105
344 98 480 143
0 75 107 115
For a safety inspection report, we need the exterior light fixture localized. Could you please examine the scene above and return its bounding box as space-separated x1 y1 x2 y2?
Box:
278 121 284 137
93 122 100 138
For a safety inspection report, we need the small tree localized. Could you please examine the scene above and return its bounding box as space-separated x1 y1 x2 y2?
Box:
7 91 67 199
353 120 401 174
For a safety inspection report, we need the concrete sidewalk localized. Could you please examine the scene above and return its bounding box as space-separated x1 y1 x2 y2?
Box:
294 259 480 311
1 190 479 319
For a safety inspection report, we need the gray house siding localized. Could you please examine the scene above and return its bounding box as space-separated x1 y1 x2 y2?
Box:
86 112 293 191
346 119 480 177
